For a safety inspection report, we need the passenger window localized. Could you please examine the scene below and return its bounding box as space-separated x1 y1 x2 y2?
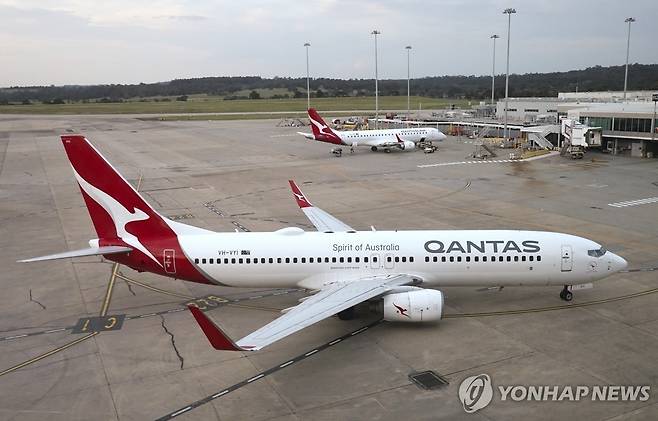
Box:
284 257 289 263
231 258 236 264
332 257 337 263
401 256 406 263
457 256 462 262
339 257 344 263
317 257 322 263
309 257 314 263
499 256 504 262
466 256 471 262
225 258 229 264
514 256 519 262
246 258 251 264
364 257 369 263
529 256 534 262
194 258 199 264
269 258 273 263
347 257 352 263
394 256 399 263
537 256 542 262
301 257 306 263
238 258 243 264
373 256 378 262
441 256 446 262
449 256 454 262
433 256 438 262
506 256 511 262
387 256 392 262
202 258 206 264
521 256 526 262
293 257 298 263
209 258 214 264
483 256 487 262
277 258 282 263
355 257 360 263
410 256 414 263
261 258 265 263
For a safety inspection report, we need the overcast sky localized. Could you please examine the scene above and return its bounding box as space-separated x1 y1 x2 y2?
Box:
1 0 656 86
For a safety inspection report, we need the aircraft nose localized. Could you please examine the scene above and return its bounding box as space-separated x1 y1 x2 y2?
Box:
612 253 628 272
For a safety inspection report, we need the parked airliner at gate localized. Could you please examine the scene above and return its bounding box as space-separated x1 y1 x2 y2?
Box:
21 135 627 351
298 108 446 152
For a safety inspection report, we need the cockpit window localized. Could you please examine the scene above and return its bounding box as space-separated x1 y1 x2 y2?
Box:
588 247 607 258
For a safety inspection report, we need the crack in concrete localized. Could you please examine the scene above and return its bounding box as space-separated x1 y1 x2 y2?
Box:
28 289 46 310
159 315 184 370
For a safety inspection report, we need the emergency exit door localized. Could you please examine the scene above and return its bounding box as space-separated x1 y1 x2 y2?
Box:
561 245 573 272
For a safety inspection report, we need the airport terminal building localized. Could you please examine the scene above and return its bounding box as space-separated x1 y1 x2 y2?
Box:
497 91 658 158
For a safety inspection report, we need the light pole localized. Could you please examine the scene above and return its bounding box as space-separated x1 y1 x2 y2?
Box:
651 94 658 143
623 17 635 100
405 45 412 120
503 8 516 140
490 35 499 106
372 30 381 129
304 42 311 110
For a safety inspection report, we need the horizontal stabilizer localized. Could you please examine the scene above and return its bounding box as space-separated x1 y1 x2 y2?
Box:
297 132 314 140
18 246 132 263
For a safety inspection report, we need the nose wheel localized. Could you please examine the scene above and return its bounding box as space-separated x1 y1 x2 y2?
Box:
559 286 573 302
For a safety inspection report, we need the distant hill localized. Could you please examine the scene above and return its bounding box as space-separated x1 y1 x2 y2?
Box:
1 64 656 104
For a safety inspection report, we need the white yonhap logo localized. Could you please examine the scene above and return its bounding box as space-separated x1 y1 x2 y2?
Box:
458 373 651 413
459 374 493 413
73 168 162 267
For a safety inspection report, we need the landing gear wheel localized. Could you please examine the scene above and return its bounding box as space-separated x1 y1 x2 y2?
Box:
371 146 378 152
337 307 356 320
559 286 573 302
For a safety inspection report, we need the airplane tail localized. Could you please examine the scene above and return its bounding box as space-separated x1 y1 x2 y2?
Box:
56 135 211 283
307 108 343 145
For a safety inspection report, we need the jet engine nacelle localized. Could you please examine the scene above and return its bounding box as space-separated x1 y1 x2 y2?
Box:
382 289 443 322
398 140 415 151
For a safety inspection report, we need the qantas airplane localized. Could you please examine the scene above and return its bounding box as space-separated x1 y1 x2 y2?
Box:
21 135 627 351
298 108 447 152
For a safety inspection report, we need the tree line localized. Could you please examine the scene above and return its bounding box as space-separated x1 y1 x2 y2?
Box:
0 64 656 103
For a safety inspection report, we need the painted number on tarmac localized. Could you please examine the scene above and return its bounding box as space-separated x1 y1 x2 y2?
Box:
71 315 126 334
184 295 229 311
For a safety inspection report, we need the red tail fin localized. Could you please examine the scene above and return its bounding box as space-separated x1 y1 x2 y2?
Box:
60 135 211 284
307 108 343 145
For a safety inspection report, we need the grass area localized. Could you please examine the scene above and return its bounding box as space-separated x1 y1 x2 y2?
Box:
0 96 474 115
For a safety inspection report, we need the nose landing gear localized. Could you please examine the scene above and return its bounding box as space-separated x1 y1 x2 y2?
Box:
559 285 573 302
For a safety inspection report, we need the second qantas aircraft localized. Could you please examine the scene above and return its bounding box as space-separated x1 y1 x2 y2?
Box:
298 108 446 152
21 135 626 351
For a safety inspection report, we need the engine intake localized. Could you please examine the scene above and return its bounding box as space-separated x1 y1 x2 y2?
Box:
382 289 443 322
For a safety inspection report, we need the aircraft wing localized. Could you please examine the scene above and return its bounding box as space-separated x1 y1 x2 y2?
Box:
288 180 354 232
189 274 419 351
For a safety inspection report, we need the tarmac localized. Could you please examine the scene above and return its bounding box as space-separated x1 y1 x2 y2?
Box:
0 114 657 420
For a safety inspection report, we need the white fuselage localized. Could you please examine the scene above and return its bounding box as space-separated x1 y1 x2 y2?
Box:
337 127 445 147
180 229 626 290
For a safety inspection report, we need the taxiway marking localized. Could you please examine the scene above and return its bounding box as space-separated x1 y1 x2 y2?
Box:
608 196 658 208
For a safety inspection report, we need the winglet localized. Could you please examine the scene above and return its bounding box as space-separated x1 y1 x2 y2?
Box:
288 180 313 208
188 306 254 351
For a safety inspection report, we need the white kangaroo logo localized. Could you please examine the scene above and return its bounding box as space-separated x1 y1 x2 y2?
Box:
73 168 162 267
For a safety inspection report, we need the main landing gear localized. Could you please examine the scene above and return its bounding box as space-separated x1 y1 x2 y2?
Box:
559 285 573 302
371 146 378 152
